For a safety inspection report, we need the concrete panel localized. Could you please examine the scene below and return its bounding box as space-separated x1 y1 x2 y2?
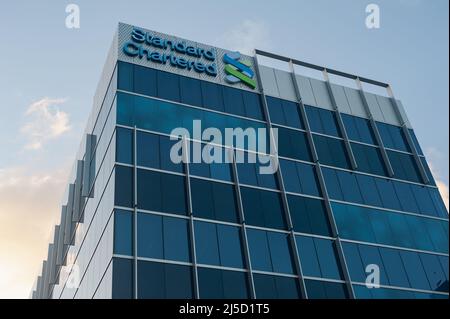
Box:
310 78 333 110
365 92 385 122
376 95 400 126
343 87 367 117
274 69 297 101
295 75 316 106
259 65 280 97
330 83 352 114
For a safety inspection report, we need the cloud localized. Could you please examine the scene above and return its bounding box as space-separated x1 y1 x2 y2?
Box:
219 19 270 55
425 147 449 211
0 166 69 299
436 180 449 211
21 98 71 150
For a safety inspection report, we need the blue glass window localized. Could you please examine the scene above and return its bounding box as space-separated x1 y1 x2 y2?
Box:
280 159 321 197
198 267 249 299
400 251 431 291
346 240 448 292
351 143 387 176
410 184 436 216
332 203 377 243
137 131 184 173
377 122 410 152
335 170 364 204
236 153 278 189
296 236 343 280
409 129 424 156
190 178 239 223
374 178 402 211
157 70 180 102
341 114 376 145
223 86 245 117
429 187 449 219
357 244 390 286
194 221 245 269
420 157 436 186
266 96 303 129
277 127 312 162
388 150 422 183
305 280 348 299
288 195 331 236
322 168 344 201
137 169 187 215
117 92 266 150
247 229 295 274
138 261 193 299
305 106 341 137
393 182 420 214
355 174 383 207
112 258 134 299
253 273 301 299
118 62 134 92
419 253 448 292
115 165 134 208
333 202 448 253
438 256 449 282
133 64 157 97
242 91 264 120
137 213 190 262
180 77 202 107
116 127 133 165
342 242 367 283
114 210 133 256
240 187 286 230
201 81 224 112
379 247 410 288
189 142 233 182
313 135 350 169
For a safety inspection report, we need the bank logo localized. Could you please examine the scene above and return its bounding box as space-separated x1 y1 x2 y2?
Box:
223 52 257 89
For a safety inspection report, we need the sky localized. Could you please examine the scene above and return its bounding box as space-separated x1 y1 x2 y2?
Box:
0 0 448 299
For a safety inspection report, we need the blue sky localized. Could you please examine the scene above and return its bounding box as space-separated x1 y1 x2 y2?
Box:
0 0 448 298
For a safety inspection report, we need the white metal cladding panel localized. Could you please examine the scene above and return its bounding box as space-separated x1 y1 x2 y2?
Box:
117 22 259 92
259 65 280 97
93 259 113 299
75 215 114 299
53 145 115 299
376 95 400 126
309 78 334 110
295 74 317 106
396 100 412 128
343 87 368 117
365 92 385 122
91 29 119 135
274 69 297 101
330 83 352 114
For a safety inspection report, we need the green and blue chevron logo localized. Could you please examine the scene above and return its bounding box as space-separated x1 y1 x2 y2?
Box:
223 52 257 90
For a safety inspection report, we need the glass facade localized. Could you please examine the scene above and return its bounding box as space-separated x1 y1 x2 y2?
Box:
111 61 448 299
33 25 448 300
